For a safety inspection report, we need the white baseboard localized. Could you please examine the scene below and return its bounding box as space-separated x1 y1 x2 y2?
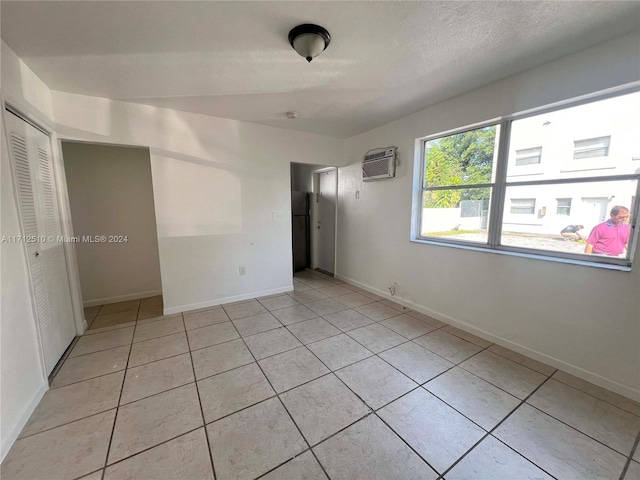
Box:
1 381 47 462
83 290 163 307
163 286 294 316
335 273 640 402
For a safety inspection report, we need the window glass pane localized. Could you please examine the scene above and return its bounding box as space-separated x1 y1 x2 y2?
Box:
556 198 572 215
515 147 542 166
573 136 610 159
500 180 637 258
509 198 536 214
424 125 499 188
421 189 490 243
507 92 640 180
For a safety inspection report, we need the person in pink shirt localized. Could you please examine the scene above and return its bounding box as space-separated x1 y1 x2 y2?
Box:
584 206 631 256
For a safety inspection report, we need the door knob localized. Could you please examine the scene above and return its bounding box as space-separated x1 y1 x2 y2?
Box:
35 251 40 257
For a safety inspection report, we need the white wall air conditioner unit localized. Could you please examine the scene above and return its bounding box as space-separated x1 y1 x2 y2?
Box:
362 147 397 182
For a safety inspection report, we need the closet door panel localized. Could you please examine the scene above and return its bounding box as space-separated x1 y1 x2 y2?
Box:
6 110 75 374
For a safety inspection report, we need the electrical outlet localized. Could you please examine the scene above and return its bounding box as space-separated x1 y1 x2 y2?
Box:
355 190 360 199
239 266 246 275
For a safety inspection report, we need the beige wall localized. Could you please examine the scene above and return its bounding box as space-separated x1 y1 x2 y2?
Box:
62 142 162 305
52 91 344 314
1 40 54 459
339 31 640 400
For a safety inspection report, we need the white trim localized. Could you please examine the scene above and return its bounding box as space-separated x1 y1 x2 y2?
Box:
413 89 640 268
1 100 51 386
408 237 632 272
163 286 293 315
335 273 640 402
53 138 85 336
0 381 47 462
83 290 163 307
311 167 338 274
1 91 56 134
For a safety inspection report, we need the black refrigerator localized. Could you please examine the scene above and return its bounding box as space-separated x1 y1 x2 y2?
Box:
291 191 310 272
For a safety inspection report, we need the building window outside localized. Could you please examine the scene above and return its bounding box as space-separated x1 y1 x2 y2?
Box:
510 198 536 214
515 147 542 166
416 90 639 268
573 136 610 159
556 198 572 216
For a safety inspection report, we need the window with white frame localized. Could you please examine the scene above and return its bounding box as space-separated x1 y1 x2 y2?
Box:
416 90 640 268
510 198 536 214
556 198 572 216
573 136 610 159
515 147 542 166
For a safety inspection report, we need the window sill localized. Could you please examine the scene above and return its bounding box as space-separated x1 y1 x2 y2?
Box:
409 237 632 271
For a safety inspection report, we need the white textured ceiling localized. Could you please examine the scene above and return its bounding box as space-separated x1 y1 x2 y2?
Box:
2 1 639 138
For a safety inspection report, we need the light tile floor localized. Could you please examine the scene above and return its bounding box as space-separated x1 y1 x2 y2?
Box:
3 270 640 480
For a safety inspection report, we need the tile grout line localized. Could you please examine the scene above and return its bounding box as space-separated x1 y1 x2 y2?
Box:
274 317 421 478
286 277 640 471
117 372 195 407
438 374 559 480
276 278 401 479
82 323 135 336
66 342 132 360
619 429 640 480
547 376 640 419
87 303 104 329
23 284 639 480
100 300 141 480
19 378 203 444
226 314 333 480
31 299 617 480
78 425 205 479
372 408 444 477
49 360 129 391
434 345 637 449
282 308 545 478
17 407 120 443
79 291 427 478
183 315 218 480
524 400 638 458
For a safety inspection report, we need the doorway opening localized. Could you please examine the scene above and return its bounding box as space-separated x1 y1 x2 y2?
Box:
290 163 338 277
61 141 163 330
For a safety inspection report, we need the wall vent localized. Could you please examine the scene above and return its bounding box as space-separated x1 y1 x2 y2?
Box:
362 147 396 181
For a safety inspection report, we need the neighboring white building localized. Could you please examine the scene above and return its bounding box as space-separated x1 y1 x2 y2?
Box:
421 91 639 243
504 92 639 236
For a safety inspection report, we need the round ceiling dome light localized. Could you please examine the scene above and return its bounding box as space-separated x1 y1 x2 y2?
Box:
288 24 331 63
286 111 299 119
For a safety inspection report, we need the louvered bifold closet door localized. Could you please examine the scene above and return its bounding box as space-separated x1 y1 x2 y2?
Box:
6 110 75 374
33 129 76 363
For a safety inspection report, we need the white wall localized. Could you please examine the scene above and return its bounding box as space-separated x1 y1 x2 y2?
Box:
339 32 640 399
0 41 51 459
62 142 162 306
52 91 344 313
292 163 326 192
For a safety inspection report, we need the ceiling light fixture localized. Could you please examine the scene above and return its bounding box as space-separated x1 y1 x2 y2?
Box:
286 111 299 119
288 24 331 63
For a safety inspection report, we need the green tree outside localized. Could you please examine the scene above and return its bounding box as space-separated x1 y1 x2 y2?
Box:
424 126 496 208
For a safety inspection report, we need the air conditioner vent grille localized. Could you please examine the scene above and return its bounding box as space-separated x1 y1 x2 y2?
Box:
364 150 390 161
362 147 397 181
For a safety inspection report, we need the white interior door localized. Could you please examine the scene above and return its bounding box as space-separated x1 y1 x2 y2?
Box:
317 169 336 275
6 109 76 374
